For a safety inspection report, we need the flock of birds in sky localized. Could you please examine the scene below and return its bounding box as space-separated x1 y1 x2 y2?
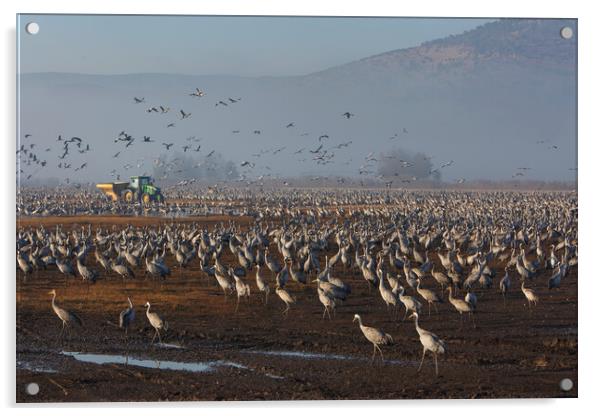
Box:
17 84 571 187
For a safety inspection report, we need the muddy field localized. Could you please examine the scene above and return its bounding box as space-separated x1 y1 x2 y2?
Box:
16 215 577 402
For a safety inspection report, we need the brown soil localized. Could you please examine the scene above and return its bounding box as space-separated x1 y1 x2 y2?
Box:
16 216 577 402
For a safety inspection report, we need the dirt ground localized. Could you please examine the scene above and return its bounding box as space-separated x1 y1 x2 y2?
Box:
16 215 577 402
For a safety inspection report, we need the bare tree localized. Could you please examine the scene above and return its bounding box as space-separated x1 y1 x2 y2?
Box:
377 148 440 181
152 151 238 184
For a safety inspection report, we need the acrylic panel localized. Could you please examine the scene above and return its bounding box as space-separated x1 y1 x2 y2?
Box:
16 14 577 402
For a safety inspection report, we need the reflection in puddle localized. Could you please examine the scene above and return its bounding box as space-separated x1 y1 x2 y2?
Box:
248 350 350 361
155 342 185 349
62 351 244 373
245 349 411 366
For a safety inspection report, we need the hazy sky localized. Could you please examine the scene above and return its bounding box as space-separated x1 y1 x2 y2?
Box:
17 17 575 185
18 15 491 76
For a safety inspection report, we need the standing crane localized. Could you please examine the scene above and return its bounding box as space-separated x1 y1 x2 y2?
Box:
17 251 33 279
119 297 135 336
499 265 511 304
48 289 82 339
447 287 475 328
255 264 270 305
409 312 446 376
144 302 168 344
316 279 336 320
352 314 393 364
275 284 295 317
231 269 251 312
416 279 442 316
521 281 539 309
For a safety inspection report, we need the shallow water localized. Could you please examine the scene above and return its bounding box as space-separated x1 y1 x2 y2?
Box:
62 351 244 373
244 349 413 366
247 350 350 361
17 360 57 373
154 342 185 349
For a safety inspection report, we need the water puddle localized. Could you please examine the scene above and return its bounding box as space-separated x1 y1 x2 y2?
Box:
60 348 411 378
245 349 412 366
61 351 284 379
62 351 242 373
247 350 350 361
17 360 57 373
154 342 185 349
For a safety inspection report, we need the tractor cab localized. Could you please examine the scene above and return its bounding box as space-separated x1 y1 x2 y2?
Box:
130 176 151 190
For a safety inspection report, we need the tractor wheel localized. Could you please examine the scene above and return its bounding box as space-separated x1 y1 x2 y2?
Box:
123 190 134 203
142 193 151 205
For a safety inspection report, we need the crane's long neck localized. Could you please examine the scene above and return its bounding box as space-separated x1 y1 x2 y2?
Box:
356 316 363 327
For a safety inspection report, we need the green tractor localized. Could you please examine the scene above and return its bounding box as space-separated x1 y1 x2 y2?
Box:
96 175 164 204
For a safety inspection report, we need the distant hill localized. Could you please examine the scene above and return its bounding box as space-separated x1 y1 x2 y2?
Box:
308 19 575 81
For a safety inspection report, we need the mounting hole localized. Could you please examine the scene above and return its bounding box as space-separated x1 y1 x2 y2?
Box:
560 26 573 40
26 382 40 395
25 22 39 35
560 378 573 391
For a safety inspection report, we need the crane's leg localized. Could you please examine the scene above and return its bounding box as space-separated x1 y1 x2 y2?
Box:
157 329 162 344
322 307 327 319
470 312 476 328
265 290 269 306
371 345 376 364
434 353 439 376
428 303 431 317
377 345 385 364
235 296 240 313
417 349 426 373
151 330 157 344
57 321 65 342
434 303 439 313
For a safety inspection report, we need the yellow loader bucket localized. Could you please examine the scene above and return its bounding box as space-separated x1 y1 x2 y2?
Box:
96 182 129 202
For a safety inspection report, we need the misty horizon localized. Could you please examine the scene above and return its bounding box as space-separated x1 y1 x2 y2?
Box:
17 17 577 186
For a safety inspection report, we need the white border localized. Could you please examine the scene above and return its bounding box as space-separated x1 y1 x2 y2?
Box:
2 0 601 414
